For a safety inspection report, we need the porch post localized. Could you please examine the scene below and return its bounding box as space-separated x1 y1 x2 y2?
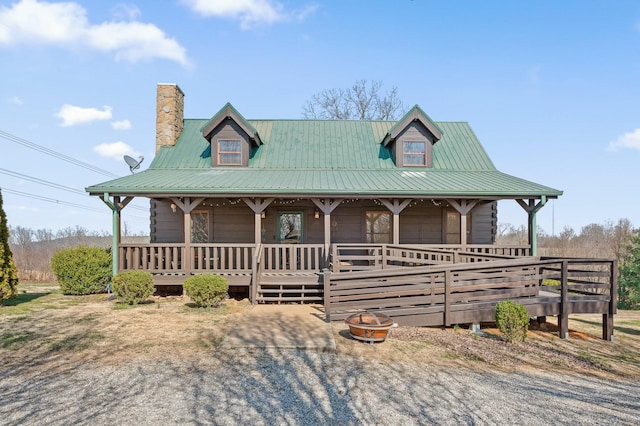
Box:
242 197 274 245
516 197 547 256
379 199 412 245
311 198 343 263
100 194 134 278
171 197 205 274
446 199 479 249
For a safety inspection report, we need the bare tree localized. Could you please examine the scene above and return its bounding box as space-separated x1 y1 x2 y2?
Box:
302 80 405 120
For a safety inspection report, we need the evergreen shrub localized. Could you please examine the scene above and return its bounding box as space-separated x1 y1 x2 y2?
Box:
111 270 155 305
184 274 229 308
0 189 18 303
51 246 111 295
495 300 530 343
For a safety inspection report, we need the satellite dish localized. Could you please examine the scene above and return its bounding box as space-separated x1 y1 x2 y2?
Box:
124 155 144 174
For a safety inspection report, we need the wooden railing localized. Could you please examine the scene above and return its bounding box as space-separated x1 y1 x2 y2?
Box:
324 257 616 340
191 243 254 273
261 244 326 272
119 243 185 273
330 244 522 272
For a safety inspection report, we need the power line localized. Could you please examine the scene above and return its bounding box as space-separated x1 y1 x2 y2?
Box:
0 167 149 212
1 187 148 220
0 130 119 178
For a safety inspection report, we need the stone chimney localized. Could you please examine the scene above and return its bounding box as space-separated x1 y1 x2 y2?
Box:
156 83 184 153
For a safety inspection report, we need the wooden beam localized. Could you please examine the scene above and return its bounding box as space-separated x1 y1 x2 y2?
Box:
311 199 343 258
242 197 274 214
242 198 274 245
446 199 479 249
169 197 205 275
379 199 413 244
516 197 547 256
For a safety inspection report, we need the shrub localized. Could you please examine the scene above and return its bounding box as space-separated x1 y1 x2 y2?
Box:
51 246 112 295
495 300 530 343
0 190 19 303
111 271 155 305
184 274 229 308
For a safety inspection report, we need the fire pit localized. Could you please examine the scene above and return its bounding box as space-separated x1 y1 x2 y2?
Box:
344 312 397 344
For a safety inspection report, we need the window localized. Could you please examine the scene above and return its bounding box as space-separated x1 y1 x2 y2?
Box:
365 211 391 243
403 140 426 166
218 139 242 165
191 211 209 243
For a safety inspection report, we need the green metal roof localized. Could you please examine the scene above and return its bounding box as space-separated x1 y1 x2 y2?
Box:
87 113 562 199
87 168 561 198
147 119 495 171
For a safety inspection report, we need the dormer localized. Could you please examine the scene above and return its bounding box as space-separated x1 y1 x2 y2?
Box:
381 105 443 168
200 103 262 167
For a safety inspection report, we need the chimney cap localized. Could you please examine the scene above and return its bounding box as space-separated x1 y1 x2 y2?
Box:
157 83 184 95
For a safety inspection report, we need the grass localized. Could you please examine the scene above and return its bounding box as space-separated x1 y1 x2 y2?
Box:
49 332 104 352
4 281 640 378
0 331 39 349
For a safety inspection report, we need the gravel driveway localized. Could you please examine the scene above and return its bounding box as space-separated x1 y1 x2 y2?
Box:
2 348 639 425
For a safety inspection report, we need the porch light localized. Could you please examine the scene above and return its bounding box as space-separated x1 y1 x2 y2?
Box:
261 211 266 219
314 209 320 219
170 203 177 213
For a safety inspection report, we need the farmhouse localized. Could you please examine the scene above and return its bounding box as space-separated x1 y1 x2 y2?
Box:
87 84 616 339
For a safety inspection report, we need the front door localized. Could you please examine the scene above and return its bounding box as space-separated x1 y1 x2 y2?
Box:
278 212 303 244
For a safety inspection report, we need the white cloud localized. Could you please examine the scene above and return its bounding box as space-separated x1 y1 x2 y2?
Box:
10 96 23 105
55 104 112 127
184 0 317 29
0 0 189 66
111 3 141 20
111 119 131 130
607 129 640 152
93 141 139 159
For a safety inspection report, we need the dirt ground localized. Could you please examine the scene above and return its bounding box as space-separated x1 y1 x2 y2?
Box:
2 283 640 380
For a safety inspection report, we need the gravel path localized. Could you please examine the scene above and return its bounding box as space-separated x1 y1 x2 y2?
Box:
2 349 639 425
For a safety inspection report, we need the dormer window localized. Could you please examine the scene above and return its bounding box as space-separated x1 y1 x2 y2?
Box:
403 141 426 166
218 139 242 165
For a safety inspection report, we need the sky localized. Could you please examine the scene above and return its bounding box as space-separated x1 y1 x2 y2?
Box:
1 0 639 237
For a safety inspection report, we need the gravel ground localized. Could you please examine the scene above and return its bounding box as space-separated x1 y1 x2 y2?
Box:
2 349 639 425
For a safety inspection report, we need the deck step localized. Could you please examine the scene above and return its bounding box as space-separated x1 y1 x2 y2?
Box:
259 288 322 294
257 296 323 303
257 271 323 303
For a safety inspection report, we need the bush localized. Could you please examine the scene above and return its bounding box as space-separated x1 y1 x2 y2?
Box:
495 300 530 343
51 246 111 295
111 270 155 305
184 274 229 308
1 190 19 303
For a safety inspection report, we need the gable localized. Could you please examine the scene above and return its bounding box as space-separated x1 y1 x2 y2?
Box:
200 103 262 146
381 105 443 147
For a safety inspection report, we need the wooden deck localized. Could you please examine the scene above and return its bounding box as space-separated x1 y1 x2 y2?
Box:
117 242 616 340
323 254 616 340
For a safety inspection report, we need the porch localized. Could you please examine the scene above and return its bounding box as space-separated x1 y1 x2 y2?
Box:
118 242 616 340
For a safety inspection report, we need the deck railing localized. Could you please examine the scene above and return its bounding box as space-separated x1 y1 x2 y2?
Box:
120 243 530 275
119 243 185 273
191 243 254 273
330 244 523 272
324 256 616 340
261 244 326 272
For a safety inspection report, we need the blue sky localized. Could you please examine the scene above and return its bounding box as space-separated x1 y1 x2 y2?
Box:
1 0 639 236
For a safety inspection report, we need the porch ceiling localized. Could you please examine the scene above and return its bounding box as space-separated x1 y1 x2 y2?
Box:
86 168 562 199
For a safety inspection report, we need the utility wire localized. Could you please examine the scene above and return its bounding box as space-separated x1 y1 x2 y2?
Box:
0 130 119 178
0 168 149 212
1 187 148 221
